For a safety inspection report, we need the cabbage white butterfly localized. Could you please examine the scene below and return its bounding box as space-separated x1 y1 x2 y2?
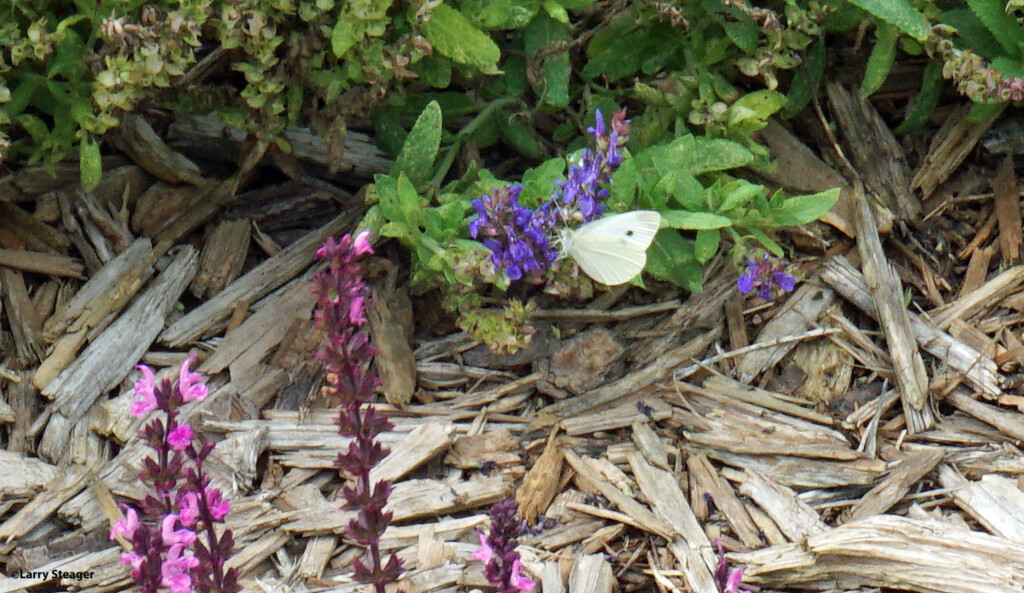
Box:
560 210 662 285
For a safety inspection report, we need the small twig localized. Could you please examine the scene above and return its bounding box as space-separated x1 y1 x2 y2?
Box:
533 300 681 321
673 327 841 380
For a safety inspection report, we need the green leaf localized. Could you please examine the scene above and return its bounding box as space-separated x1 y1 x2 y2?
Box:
662 210 733 230
784 39 825 117
646 230 702 291
413 55 453 88
967 101 1006 124
940 9 1003 59
331 18 360 58
422 4 502 73
768 188 840 226
694 230 719 264
747 227 783 256
520 157 565 207
845 0 929 41
582 14 644 80
393 100 442 187
665 174 705 211
641 136 754 177
501 112 544 159
894 60 943 134
15 114 49 142
966 0 1024 59
523 14 571 108
380 221 411 238
395 173 424 225
460 0 540 29
717 180 765 213
375 174 422 228
861 23 898 97
79 135 102 191
542 0 569 24
703 0 758 53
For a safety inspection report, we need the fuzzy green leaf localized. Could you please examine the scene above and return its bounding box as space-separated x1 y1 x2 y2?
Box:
79 136 102 191
646 230 702 291
393 100 442 187
768 188 840 226
694 230 720 264
662 210 733 230
845 0 929 41
422 4 502 73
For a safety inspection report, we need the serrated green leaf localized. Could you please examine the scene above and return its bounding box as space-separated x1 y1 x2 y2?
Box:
393 100 442 187
422 4 502 73
966 0 1024 58
861 23 898 97
663 173 704 211
694 229 719 263
662 210 733 230
845 0 929 41
768 188 840 226
646 230 702 291
79 136 102 191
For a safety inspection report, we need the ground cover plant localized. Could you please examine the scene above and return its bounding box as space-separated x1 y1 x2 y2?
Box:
7 1 1024 593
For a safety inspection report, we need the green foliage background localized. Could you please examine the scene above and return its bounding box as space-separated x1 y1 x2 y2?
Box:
9 0 1014 347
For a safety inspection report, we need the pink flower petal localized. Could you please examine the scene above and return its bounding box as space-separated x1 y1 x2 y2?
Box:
110 507 139 540
178 355 208 402
353 230 374 256
130 365 157 417
471 531 493 564
167 424 193 451
161 515 196 547
509 559 535 592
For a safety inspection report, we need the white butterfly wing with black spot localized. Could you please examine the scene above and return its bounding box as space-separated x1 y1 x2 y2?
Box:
567 211 662 285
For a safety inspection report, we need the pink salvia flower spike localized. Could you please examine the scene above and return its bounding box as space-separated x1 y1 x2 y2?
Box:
110 357 240 593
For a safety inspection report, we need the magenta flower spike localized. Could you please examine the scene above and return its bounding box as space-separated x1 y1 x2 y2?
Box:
111 358 240 593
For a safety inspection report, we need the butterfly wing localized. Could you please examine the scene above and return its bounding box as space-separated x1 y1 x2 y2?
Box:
569 211 662 285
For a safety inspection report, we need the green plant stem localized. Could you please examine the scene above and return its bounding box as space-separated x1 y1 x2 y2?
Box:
429 96 518 189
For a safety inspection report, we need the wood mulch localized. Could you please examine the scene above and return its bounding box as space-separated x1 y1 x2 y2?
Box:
4 90 1024 593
